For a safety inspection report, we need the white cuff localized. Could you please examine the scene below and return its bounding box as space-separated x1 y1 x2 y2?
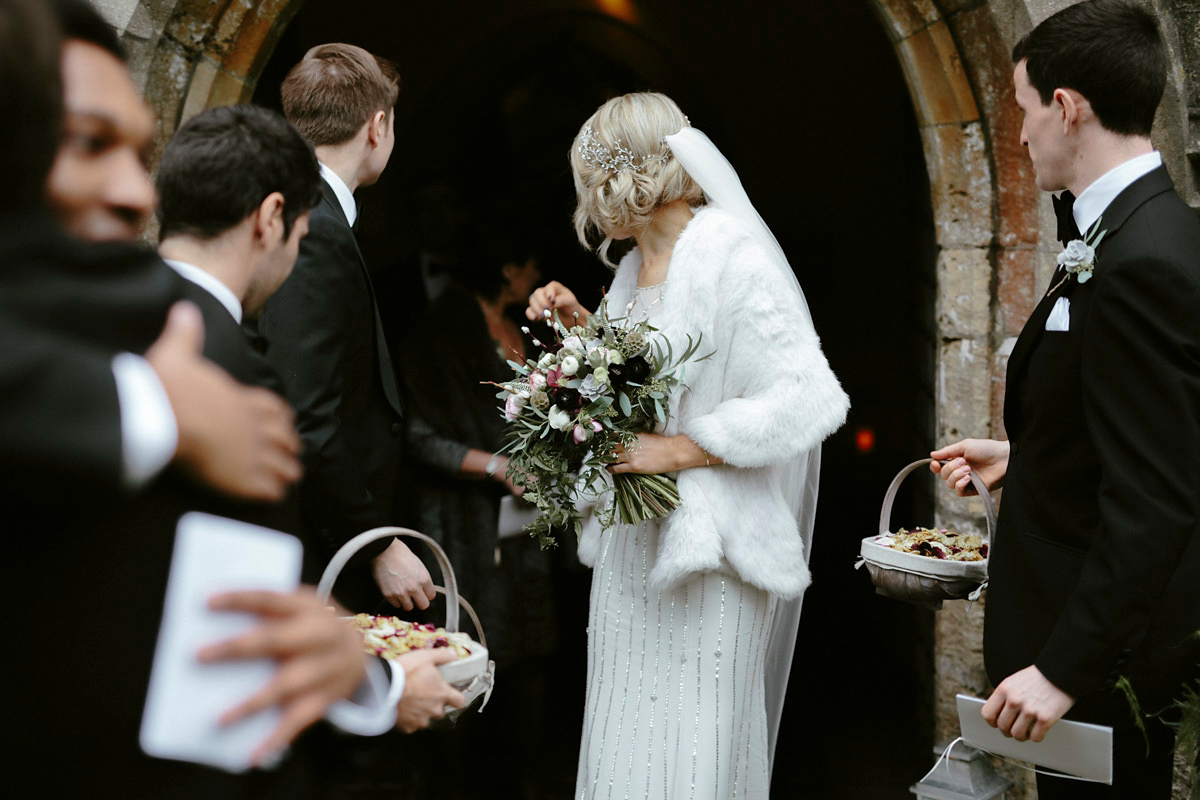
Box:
112 352 178 489
324 658 403 736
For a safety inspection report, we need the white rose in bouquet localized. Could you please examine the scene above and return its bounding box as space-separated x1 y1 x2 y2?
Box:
547 405 573 431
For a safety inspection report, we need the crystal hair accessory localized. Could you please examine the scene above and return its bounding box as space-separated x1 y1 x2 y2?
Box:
578 124 669 174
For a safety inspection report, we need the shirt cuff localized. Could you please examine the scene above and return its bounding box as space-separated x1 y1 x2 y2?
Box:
111 352 178 489
324 657 402 736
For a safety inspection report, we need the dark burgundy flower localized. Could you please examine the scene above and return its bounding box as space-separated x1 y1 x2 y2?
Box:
625 355 651 384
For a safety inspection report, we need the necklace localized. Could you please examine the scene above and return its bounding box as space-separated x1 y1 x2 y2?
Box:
626 280 668 322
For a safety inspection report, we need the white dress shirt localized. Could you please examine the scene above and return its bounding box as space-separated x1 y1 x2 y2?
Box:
319 162 357 226
112 352 177 488
1047 151 1163 333
163 259 243 323
1072 151 1162 235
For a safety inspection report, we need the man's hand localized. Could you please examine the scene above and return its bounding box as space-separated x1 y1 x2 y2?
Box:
197 587 367 767
393 649 466 733
146 302 301 502
372 538 436 611
982 665 1075 742
930 438 1010 496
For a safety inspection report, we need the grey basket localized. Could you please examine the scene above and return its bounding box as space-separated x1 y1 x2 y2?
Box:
859 459 996 609
318 526 494 714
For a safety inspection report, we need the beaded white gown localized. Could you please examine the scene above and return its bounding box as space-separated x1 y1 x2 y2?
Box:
575 285 775 800
576 519 774 800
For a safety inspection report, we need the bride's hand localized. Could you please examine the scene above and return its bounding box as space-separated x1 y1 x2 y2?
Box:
610 434 719 475
526 281 590 323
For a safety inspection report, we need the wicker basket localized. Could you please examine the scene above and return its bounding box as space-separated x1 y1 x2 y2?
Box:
859 458 996 609
317 526 494 713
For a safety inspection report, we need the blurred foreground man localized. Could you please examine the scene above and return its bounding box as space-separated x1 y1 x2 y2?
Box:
2 1 459 794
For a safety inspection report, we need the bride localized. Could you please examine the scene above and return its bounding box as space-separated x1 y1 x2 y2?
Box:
527 92 849 799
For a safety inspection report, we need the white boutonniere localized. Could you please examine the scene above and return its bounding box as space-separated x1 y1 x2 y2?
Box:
1056 219 1107 285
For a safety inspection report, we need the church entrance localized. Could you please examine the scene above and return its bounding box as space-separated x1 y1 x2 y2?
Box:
255 1 938 795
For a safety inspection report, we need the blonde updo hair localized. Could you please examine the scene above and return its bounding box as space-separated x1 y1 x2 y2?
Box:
570 93 704 267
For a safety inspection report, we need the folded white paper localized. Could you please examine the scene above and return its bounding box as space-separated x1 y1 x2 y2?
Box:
497 494 541 540
957 694 1112 784
139 512 302 773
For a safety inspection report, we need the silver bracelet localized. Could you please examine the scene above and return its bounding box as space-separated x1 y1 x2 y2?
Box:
484 453 503 477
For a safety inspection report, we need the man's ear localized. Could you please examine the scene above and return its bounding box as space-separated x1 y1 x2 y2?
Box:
367 110 388 146
1053 88 1085 133
254 192 287 244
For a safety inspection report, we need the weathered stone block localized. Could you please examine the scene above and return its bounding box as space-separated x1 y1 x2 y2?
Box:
142 38 195 162
921 121 995 248
937 247 993 339
949 4 1040 248
870 0 941 43
932 599 986 739
181 58 250 122
995 246 1037 337
937 338 993 442
92 0 140 31
220 0 299 79
897 19 981 127
165 0 231 52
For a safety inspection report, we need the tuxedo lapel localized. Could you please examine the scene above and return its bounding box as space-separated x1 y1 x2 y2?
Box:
1089 166 1173 243
1003 280 1059 436
318 179 405 417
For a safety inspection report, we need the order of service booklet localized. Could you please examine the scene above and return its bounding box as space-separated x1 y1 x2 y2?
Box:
956 693 1113 784
139 512 302 773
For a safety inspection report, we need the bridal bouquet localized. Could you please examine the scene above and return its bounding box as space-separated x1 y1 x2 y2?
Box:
493 301 706 548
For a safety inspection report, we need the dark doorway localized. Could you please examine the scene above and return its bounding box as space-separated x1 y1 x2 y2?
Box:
256 1 937 796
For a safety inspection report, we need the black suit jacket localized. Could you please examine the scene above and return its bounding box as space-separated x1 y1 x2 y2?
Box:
254 178 406 606
161 275 303 536
1 217 318 796
989 166 1200 710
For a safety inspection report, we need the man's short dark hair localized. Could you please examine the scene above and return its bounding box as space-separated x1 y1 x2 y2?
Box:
0 0 63 213
1012 0 1165 137
156 104 321 240
49 0 123 61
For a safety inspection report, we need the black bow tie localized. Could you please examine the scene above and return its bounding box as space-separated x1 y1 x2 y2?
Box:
1052 191 1081 245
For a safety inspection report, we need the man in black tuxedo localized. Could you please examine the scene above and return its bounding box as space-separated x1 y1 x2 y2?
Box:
932 1 1199 797
255 44 437 612
154 98 465 724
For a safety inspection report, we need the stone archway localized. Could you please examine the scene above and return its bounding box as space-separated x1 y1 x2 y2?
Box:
94 0 305 159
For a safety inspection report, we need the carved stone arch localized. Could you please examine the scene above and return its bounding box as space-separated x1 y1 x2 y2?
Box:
100 0 305 160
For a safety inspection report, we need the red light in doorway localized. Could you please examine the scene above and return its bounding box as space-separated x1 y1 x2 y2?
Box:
855 426 875 454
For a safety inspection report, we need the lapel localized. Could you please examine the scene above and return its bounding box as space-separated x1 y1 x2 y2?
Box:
319 178 405 417
1003 166 1175 433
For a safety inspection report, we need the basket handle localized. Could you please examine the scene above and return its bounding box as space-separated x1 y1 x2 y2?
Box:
316 526 460 633
878 458 996 542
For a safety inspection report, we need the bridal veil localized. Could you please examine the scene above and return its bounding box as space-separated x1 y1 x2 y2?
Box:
663 126 824 776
